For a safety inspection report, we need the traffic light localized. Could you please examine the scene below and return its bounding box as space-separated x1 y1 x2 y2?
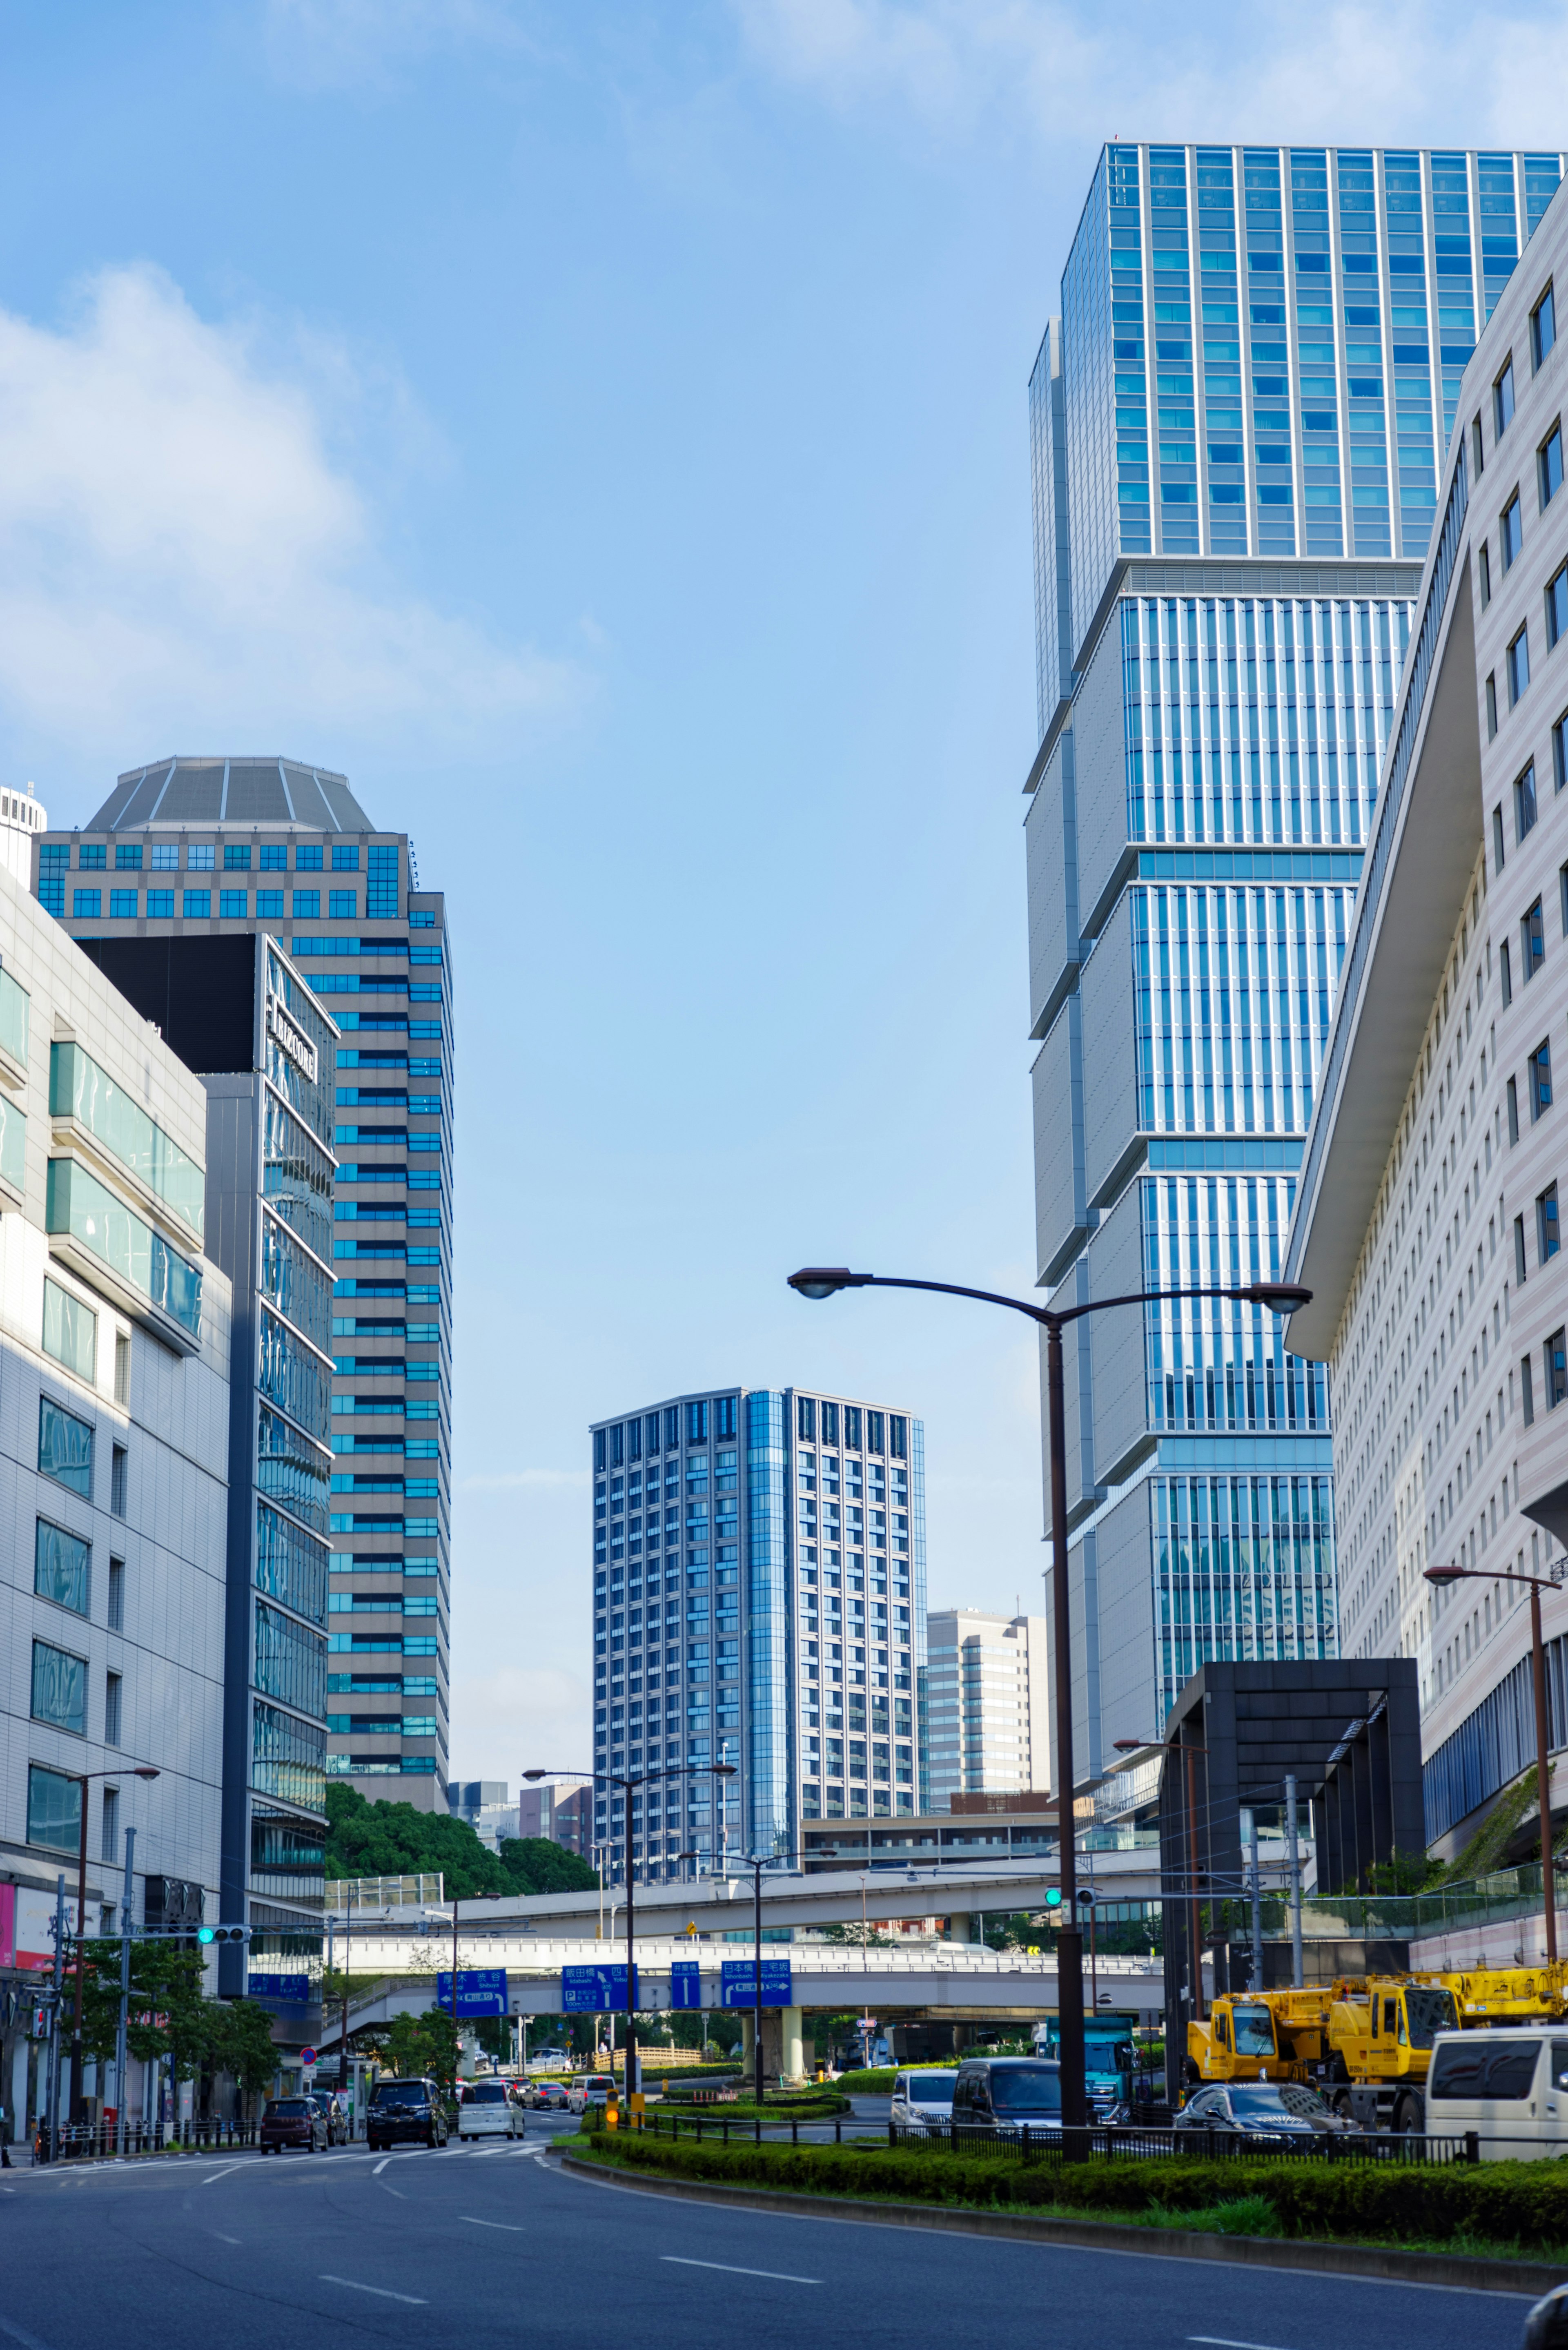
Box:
197 1925 252 1945
1044 1888 1063 1910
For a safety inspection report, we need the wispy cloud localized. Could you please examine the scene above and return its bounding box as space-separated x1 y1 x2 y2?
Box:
0 263 578 769
731 0 1568 147
261 0 535 92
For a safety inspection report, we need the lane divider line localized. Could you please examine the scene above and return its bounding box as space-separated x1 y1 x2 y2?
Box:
319 2276 426 2305
662 2257 820 2285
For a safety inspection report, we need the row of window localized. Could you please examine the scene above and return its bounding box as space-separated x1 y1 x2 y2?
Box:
27 1762 132 1860
55 841 372 872
60 888 363 920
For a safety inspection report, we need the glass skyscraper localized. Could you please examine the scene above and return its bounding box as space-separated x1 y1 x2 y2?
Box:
590 1388 926 1884
1028 146 1565 1785
36 758 454 1810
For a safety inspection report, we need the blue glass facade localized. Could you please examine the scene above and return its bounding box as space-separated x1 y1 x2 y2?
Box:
590 1387 925 1884
1027 145 1566 1780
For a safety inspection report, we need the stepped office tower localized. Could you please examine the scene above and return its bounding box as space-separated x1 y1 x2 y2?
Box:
36 759 453 1807
590 1389 926 1884
1027 147 1566 1784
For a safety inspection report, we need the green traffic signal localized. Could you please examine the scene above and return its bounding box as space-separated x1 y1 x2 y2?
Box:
1045 1888 1062 1908
197 1926 215 1944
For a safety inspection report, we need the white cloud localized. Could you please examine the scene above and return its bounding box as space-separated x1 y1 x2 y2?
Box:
0 263 575 768
733 0 1568 147
262 0 530 92
447 1662 592 1782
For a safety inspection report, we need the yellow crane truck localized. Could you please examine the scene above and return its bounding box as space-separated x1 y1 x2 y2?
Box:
1187 1978 1460 2134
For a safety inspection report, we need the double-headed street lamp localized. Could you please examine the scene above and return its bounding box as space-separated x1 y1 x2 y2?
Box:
526 1763 735 2105
1425 1559 1564 1963
788 1262 1310 2135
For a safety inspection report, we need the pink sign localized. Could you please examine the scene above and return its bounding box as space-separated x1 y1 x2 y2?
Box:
0 1884 13 1971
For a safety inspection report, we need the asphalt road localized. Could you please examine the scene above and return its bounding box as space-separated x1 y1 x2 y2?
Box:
0 2114 1539 2350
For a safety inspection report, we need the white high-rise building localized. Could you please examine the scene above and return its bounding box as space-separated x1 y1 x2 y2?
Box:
925 1610 1049 1809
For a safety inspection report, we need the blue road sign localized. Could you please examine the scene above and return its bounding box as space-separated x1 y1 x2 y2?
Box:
435 1967 509 2018
670 1960 702 2011
561 1964 640 2013
247 1973 310 2004
720 1958 792 2008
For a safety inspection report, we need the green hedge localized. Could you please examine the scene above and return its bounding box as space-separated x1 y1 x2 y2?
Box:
575 2135 1568 2254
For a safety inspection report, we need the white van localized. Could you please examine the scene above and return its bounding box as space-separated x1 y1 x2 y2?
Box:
1425 2027 1568 2159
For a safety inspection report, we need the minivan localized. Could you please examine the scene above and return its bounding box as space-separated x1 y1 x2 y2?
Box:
367 2076 450 2151
1425 2027 1568 2159
950 2057 1062 2130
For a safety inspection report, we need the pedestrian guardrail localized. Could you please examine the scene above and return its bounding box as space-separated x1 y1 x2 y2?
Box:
31 2117 259 2164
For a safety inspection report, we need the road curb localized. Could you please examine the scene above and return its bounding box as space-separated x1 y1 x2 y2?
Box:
557 2152 1564 2296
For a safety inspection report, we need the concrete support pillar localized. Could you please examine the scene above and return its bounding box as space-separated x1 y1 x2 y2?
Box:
947 1913 973 1945
773 2006 805 2084
739 2012 756 2069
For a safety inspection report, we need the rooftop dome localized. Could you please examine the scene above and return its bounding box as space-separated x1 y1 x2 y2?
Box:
85 758 375 833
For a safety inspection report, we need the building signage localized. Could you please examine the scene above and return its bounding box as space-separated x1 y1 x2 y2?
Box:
669 1960 702 2011
266 997 318 1085
435 1968 509 2017
247 1973 311 2004
720 1958 793 2007
561 1964 640 2013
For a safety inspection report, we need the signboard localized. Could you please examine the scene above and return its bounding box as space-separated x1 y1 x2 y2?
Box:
720 1959 793 2008
300 2046 317 2067
435 1968 509 2018
9 1887 82 1972
670 1960 702 2011
248 1973 311 2004
561 1964 640 2014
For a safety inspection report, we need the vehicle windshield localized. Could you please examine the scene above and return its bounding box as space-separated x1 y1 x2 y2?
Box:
1228 2086 1305 2117
372 2081 430 2107
904 2075 956 2104
265 2100 308 2116
1404 1987 1458 2048
989 2066 1062 2114
1231 2006 1276 2057
468 2083 508 2103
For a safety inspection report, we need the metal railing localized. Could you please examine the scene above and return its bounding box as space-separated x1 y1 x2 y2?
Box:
32 2117 260 2164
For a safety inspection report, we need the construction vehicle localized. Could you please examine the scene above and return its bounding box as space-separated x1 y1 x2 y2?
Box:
1437 1962 1568 2025
1188 1978 1459 2134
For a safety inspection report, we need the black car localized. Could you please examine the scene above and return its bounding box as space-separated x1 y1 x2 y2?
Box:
946 2058 1063 2132
261 2096 329 2154
1175 2081 1353 2143
367 2076 450 2151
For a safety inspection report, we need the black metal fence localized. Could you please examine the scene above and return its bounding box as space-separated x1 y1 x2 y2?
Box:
590 2110 1497 2165
31 2117 260 2164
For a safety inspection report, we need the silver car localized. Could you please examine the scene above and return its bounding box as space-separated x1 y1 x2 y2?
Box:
890 2070 958 2134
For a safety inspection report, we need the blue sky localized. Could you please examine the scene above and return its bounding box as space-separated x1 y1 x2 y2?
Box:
2 0 1559 1778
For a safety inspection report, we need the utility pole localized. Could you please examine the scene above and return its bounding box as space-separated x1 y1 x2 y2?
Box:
44 1875 65 2163
1248 1809 1263 1994
753 1857 764 2107
1285 1775 1304 1991
115 1826 136 2158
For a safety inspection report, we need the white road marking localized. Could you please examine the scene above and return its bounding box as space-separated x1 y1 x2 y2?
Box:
462 2216 526 2232
201 2165 245 2185
662 2257 819 2285
372 2158 391 2175
210 2233 242 2246
1189 2337 1298 2350
320 2276 426 2305
0 2318 56 2350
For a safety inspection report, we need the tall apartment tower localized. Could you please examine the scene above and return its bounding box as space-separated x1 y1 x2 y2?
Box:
35 758 454 1808
1287 176 1568 1864
1027 147 1566 1785
925 1609 1049 1810
590 1389 926 1884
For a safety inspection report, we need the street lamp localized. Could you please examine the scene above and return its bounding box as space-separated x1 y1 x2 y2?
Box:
788 1261 1309 2135
1426 1560 1562 1962
526 1763 736 2112
64 1764 158 2129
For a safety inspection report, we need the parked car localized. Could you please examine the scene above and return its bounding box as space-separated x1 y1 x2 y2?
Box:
529 2049 570 2070
949 2058 1062 2129
566 2074 616 2116
261 2096 328 2154
529 2079 570 2111
891 2071 959 2131
459 2080 523 2140
1425 2028 1568 2160
1175 2082 1352 2143
367 2076 450 2151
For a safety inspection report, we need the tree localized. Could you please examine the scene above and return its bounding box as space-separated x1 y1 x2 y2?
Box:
325 1787 598 1901
378 2005 461 2089
497 1838 597 1896
76 1943 278 2106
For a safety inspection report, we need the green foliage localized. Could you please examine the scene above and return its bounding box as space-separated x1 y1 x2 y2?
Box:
76 1942 276 2098
377 2004 463 2089
206 2000 282 2098
325 1786 598 1900
1364 1848 1449 1896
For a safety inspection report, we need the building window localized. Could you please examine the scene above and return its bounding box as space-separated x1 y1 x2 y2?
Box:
1530 1039 1554 1118
220 890 248 918
38 1397 93 1497
1508 1075 1521 1142
77 844 106 870
1503 492 1523 567
1524 897 1546 979
105 1670 122 1746
72 890 101 918
1550 1329 1568 1409
32 1637 87 1734
686 1400 708 1443
100 1781 120 1860
1487 674 1499 738
115 845 142 870
256 890 283 917
1540 1183 1561 1262
182 890 211 918
107 1557 124 1631
1510 627 1531 706
1517 1211 1529 1282
109 890 137 918
1473 415 1486 475
1479 541 1492 606
145 890 173 918
368 844 399 918
329 890 356 919
42 1278 96 1382
295 845 324 871
150 844 178 870
1497 356 1517 434
332 845 359 870
292 891 321 919
1542 423 1564 508
1524 1349 1537 1423
187 845 215 870
224 845 251 870
111 1443 128 1518
36 1518 90 1614
1501 938 1513 1003
27 1764 80 1853
1550 569 1568 651
1535 284 1557 366
260 844 287 870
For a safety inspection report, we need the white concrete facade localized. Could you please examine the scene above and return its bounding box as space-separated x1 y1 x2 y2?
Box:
0 860 232 2131
926 1609 1049 1808
1287 177 1568 1855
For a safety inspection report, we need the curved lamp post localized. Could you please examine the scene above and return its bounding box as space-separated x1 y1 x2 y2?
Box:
1427 1560 1562 1963
65 1764 158 2127
788 1262 1309 2136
